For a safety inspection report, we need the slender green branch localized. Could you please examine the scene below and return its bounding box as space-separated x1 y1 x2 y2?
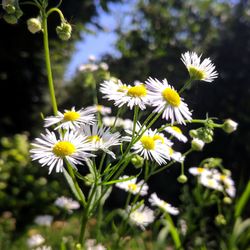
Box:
47 7 65 20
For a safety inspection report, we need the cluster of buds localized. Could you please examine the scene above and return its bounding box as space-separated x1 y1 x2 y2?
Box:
190 126 214 144
56 20 72 41
2 0 23 24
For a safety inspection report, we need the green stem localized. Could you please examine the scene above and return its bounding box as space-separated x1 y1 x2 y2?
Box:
178 78 192 94
42 13 58 115
47 7 64 20
235 180 250 218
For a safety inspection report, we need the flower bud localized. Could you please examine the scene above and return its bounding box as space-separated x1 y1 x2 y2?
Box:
177 174 188 183
84 173 94 186
4 4 16 14
222 119 238 133
3 13 18 24
189 129 198 138
215 214 227 226
191 138 205 151
27 17 42 34
223 197 232 204
56 22 72 41
131 154 144 168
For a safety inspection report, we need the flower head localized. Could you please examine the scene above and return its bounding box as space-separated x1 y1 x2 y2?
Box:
115 175 148 196
149 193 179 215
30 129 95 174
88 105 111 115
55 196 80 213
100 79 150 110
27 234 45 248
164 126 187 143
81 124 121 159
181 51 218 82
146 77 192 124
44 107 96 130
34 215 53 227
127 204 155 230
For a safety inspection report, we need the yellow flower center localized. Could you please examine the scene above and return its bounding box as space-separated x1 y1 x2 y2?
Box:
140 136 155 150
96 105 103 112
127 85 147 97
118 85 129 93
171 126 182 134
188 66 206 80
169 147 174 156
128 183 137 191
53 141 76 157
88 135 101 142
220 175 226 181
162 87 181 107
63 111 80 121
153 134 164 144
197 167 204 173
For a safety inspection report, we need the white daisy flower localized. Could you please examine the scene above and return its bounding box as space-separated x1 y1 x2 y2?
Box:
115 175 148 196
167 147 185 163
34 215 53 227
100 79 150 110
125 124 171 165
181 51 218 82
55 196 80 213
27 234 45 248
199 174 223 191
189 167 212 176
34 246 52 250
85 239 106 250
146 77 192 125
164 126 188 143
30 129 95 174
88 105 111 115
81 124 121 159
149 193 179 215
44 107 96 130
127 204 155 230
213 173 236 198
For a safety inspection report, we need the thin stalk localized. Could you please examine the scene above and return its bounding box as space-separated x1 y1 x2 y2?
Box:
42 14 58 115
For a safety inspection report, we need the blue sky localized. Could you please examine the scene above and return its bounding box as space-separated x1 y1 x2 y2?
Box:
65 1 135 80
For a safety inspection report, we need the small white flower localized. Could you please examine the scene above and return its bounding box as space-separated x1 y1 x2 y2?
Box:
115 175 148 196
189 167 212 176
146 77 192 125
27 234 45 248
102 116 134 130
55 196 80 213
127 204 155 230
88 55 96 62
213 173 236 198
99 62 109 71
44 107 96 130
88 105 111 115
181 51 218 82
78 63 99 72
125 124 171 165
85 239 106 250
34 215 53 227
167 147 185 163
149 193 179 215
30 129 95 174
164 126 187 143
81 124 121 159
199 175 223 191
100 79 150 110
34 246 52 250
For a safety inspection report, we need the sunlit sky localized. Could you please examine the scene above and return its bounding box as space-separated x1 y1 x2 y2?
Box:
65 1 135 80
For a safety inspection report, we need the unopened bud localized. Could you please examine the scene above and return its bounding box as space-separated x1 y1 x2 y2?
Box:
5 4 16 14
222 119 238 133
189 129 198 138
56 22 72 41
131 154 144 168
223 197 232 204
177 174 188 183
27 17 42 34
84 173 94 186
3 13 18 24
215 214 227 226
191 138 205 151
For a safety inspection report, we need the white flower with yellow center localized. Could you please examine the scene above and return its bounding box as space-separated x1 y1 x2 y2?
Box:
27 234 45 248
81 124 121 159
100 79 149 110
146 77 192 124
164 126 187 143
89 104 111 115
167 146 185 163
55 196 80 213
44 107 96 130
30 129 95 174
34 215 53 227
127 204 155 230
125 124 171 165
181 51 218 82
189 167 212 176
213 173 236 198
199 174 223 191
115 175 148 196
149 193 179 215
